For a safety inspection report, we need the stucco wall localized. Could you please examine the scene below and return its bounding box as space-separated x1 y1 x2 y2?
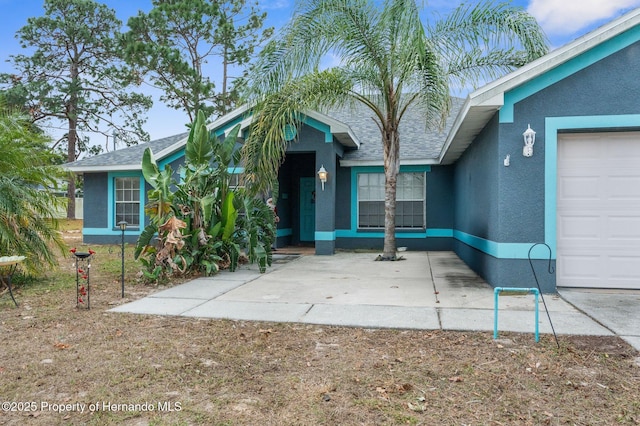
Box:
83 173 108 229
454 113 500 241
453 38 640 292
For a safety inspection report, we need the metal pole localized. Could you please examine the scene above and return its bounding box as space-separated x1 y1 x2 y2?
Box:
121 227 125 298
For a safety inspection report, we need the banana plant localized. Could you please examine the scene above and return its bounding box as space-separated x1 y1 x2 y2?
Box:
134 147 175 260
135 109 276 280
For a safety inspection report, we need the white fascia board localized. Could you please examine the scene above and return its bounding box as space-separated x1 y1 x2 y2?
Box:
437 96 474 163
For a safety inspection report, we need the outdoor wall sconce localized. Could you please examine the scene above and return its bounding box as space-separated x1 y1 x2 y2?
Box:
117 221 127 298
523 124 536 157
317 165 328 191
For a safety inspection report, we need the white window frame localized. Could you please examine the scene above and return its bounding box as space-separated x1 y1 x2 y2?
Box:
357 172 426 230
114 176 141 228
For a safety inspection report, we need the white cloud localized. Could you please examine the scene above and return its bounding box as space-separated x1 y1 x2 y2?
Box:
527 0 640 36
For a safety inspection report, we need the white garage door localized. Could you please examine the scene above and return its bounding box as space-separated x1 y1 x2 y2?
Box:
557 132 640 289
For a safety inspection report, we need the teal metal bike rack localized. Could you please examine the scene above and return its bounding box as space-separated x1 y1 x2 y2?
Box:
493 287 540 342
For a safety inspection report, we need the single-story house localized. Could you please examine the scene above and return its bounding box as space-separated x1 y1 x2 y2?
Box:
66 8 640 292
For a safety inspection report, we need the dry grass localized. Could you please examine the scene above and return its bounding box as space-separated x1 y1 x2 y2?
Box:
0 220 639 425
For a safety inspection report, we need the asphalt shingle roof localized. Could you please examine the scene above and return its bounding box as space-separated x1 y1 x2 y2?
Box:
326 97 465 163
65 96 464 172
65 132 189 171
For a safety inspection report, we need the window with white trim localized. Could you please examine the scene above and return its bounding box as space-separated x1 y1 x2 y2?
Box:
115 177 140 227
357 172 425 229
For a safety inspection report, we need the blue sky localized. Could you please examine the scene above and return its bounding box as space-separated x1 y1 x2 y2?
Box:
1 0 639 146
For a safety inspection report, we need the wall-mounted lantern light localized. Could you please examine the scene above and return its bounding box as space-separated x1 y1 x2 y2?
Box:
523 124 536 157
317 165 328 191
117 221 127 298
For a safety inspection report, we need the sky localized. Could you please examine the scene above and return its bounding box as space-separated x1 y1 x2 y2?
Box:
1 0 639 148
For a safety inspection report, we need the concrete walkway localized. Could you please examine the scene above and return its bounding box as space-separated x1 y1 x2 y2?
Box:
110 251 639 350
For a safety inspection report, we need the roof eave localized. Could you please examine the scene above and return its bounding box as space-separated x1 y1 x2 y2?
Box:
340 158 440 167
64 164 142 173
439 7 640 164
155 104 253 160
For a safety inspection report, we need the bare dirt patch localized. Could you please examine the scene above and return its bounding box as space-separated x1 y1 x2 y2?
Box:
0 221 638 425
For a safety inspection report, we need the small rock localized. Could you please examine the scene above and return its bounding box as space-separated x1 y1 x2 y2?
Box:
41 359 53 364
322 394 331 402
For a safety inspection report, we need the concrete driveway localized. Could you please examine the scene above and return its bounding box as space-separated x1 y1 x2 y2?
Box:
559 288 640 351
111 251 639 351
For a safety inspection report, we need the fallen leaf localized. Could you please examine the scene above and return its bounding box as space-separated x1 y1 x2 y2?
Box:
54 342 70 350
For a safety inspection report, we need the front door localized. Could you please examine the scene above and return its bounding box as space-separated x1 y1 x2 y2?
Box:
299 177 316 242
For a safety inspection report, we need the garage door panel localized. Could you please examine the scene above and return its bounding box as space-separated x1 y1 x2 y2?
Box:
609 256 640 279
557 132 640 289
608 176 640 199
558 176 600 200
608 216 640 239
558 254 601 278
558 215 600 239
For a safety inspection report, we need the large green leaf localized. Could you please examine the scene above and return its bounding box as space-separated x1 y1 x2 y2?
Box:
141 147 160 188
185 110 213 166
221 191 238 241
208 221 222 239
201 193 216 227
134 223 158 259
220 123 241 167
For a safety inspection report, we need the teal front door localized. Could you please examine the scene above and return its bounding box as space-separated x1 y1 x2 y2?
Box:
299 177 316 242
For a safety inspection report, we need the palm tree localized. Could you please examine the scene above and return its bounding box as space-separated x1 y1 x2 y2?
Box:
243 0 548 258
0 101 66 273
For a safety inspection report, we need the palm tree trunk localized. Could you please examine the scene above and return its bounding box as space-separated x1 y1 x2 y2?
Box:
382 128 400 259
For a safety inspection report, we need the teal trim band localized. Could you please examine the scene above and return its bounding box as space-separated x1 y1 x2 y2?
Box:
500 26 640 123
315 231 336 241
302 115 333 142
83 228 141 236
159 149 184 169
453 231 555 260
335 228 452 239
214 115 244 137
544 114 640 256
426 228 454 237
276 228 292 237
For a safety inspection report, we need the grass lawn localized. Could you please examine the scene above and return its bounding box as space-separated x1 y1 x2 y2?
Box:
0 220 639 425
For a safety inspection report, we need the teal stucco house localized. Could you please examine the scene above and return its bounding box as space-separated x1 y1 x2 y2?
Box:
67 9 640 292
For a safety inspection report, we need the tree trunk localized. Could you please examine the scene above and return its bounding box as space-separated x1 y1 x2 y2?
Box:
382 127 400 259
66 123 77 220
66 62 79 220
